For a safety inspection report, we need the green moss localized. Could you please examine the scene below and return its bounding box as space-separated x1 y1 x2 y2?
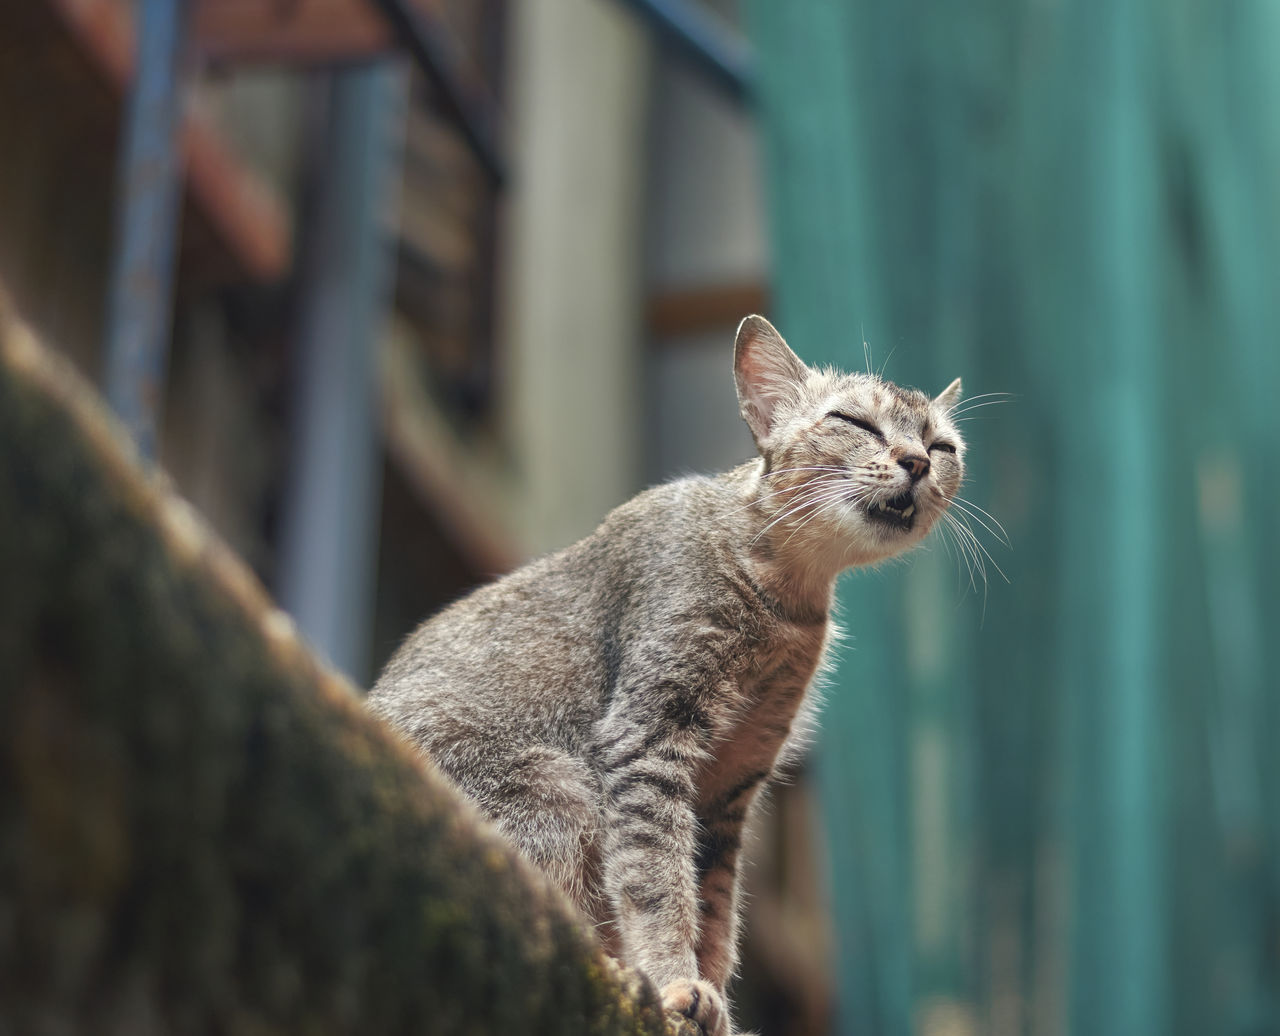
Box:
0 303 679 1034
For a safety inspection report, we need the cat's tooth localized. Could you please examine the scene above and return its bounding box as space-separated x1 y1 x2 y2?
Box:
902 504 915 518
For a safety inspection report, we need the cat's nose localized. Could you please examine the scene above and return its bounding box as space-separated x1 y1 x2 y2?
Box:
898 453 930 481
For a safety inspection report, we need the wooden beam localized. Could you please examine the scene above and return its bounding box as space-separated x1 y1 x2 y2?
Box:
195 0 507 187
380 321 521 577
193 0 437 65
46 0 291 282
645 279 769 340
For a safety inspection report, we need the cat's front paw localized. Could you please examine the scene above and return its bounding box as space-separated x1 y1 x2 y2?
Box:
661 979 728 1036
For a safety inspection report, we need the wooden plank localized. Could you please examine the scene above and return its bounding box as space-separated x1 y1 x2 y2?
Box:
46 0 291 282
380 320 521 577
193 0 438 64
646 279 769 340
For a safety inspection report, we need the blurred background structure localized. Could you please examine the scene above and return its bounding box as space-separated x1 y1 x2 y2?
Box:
0 1 1276 1034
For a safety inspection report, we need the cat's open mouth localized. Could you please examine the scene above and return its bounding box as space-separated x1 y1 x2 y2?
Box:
866 491 916 530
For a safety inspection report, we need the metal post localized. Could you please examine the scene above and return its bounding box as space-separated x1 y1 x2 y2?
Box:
613 0 754 105
103 0 190 460
276 63 407 684
368 0 507 186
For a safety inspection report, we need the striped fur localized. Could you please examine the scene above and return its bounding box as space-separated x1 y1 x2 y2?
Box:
368 316 965 1035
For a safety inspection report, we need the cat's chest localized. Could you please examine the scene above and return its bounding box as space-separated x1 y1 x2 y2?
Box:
698 621 830 793
736 625 826 721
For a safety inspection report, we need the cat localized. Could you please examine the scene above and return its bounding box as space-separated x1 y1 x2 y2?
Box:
367 315 965 1036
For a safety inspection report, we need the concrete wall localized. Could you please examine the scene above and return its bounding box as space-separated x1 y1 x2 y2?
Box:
500 0 652 556
642 46 767 486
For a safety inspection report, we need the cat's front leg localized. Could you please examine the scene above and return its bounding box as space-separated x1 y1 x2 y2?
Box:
598 708 730 1036
693 769 768 993
658 978 730 1036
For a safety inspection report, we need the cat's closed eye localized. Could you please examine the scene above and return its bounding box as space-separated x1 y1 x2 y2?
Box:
929 441 957 454
827 411 884 440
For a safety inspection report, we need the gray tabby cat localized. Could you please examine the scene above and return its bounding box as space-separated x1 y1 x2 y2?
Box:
368 315 965 1036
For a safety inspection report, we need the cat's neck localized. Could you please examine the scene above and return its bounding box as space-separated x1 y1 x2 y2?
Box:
727 460 847 622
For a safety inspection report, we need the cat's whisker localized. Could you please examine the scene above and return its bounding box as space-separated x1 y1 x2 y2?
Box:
944 390 1012 413
763 465 849 475
949 508 1007 578
766 476 853 509
950 513 997 623
948 496 1011 548
750 481 854 543
876 344 898 379
714 472 848 520
947 404 1003 420
940 512 988 614
775 487 868 549
943 510 985 574
949 510 1009 586
776 504 838 550
948 407 1009 423
945 397 1012 420
755 479 862 538
942 510 987 587
955 526 987 604
952 414 1004 425
946 526 979 603
945 403 1010 422
937 515 980 598
749 489 841 538
937 511 975 576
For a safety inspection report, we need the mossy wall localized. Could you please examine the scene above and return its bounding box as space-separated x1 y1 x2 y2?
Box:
0 294 695 1036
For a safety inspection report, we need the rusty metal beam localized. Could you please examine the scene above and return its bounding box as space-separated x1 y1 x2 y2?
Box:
367 0 507 187
193 0 427 64
46 0 291 282
195 0 507 188
102 0 190 459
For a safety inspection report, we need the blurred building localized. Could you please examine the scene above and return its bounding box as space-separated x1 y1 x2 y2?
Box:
12 3 1275 1035
0 1 829 1033
0 0 774 677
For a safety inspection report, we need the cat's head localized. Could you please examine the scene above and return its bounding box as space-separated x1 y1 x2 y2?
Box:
734 314 965 568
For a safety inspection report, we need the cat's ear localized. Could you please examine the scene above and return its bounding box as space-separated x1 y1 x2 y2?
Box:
734 315 809 445
935 377 963 411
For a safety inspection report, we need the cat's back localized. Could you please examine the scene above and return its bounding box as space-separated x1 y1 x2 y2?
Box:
367 466 756 741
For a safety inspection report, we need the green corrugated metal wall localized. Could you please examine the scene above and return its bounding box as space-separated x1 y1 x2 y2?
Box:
744 2 1280 1033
